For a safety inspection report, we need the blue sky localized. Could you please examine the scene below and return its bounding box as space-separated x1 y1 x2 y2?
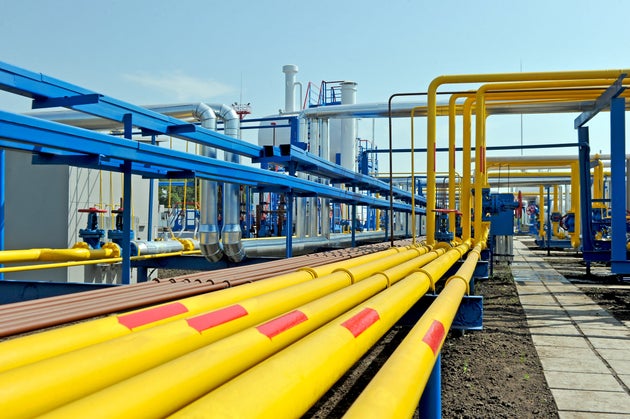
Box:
0 0 626 172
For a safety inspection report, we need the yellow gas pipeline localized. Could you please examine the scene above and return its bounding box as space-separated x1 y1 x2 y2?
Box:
171 242 469 418
427 69 630 245
0 242 119 264
41 249 444 418
0 246 402 372
344 238 486 418
0 246 427 417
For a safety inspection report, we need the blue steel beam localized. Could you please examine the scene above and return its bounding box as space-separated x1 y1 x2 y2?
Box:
1 61 422 209
255 144 427 205
0 61 262 158
0 110 419 213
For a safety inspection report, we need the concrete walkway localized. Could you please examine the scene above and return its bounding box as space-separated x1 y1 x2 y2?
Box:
511 237 630 418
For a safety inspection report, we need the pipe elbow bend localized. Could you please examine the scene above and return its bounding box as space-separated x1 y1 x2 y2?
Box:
222 224 246 263
200 224 223 262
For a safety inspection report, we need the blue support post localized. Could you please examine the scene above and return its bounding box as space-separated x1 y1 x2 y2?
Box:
147 135 156 242
419 354 442 418
578 126 594 254
285 192 293 258
351 203 357 248
0 149 4 280
122 114 133 284
610 97 629 273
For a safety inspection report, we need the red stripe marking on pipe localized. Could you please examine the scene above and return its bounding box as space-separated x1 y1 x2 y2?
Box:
341 308 380 338
118 302 188 330
422 319 446 355
256 310 308 339
186 305 248 333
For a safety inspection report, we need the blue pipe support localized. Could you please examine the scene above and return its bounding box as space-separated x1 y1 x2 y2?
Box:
610 97 629 273
285 192 293 258
0 61 262 159
122 114 132 285
0 149 4 280
147 135 156 242
419 353 441 418
578 126 594 254
0 111 418 213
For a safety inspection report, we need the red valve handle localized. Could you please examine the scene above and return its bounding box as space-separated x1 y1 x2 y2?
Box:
78 207 107 213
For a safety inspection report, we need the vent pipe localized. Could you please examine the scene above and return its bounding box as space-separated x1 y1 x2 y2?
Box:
193 104 223 262
214 104 246 262
283 64 299 113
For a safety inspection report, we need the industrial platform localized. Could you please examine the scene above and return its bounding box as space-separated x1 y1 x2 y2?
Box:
512 237 630 418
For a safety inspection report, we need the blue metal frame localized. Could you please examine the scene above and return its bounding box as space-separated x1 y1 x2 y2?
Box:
610 97 630 274
0 61 262 158
255 144 427 208
0 149 4 280
0 111 421 212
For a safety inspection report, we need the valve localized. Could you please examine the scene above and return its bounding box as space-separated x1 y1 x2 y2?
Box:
108 207 134 245
433 208 458 242
78 207 107 249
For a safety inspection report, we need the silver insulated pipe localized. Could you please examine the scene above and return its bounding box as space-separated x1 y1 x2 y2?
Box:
215 104 246 262
194 103 223 262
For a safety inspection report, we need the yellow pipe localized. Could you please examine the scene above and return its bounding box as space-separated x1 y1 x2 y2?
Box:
462 97 474 241
170 243 468 418
42 249 444 419
427 69 629 245
0 247 402 373
593 157 605 209
344 242 484 418
0 248 202 274
0 248 424 417
0 243 120 264
571 161 581 248
473 78 628 241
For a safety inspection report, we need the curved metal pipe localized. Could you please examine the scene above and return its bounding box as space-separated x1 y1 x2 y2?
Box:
193 103 223 262
212 104 246 262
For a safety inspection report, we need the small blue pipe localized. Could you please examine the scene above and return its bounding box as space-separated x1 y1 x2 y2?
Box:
419 353 442 418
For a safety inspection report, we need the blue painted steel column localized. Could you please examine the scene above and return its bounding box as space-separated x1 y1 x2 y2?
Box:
351 202 357 248
147 135 156 242
610 97 628 270
419 354 442 418
122 114 133 284
285 192 293 258
578 126 594 253
0 149 4 280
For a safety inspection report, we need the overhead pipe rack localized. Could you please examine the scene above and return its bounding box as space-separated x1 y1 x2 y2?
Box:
0 61 425 282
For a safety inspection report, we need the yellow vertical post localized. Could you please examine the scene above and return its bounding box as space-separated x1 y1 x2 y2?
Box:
448 95 458 235
461 97 474 242
571 161 581 248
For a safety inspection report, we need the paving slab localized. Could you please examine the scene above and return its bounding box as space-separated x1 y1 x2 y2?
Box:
544 371 624 392
552 389 630 414
511 237 630 417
